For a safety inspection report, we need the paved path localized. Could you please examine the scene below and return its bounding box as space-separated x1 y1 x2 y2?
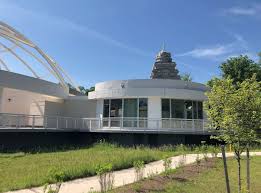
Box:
7 152 261 193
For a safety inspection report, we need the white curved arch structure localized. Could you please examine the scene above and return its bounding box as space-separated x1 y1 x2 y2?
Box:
0 21 79 92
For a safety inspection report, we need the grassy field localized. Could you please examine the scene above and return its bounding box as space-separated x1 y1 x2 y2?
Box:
0 143 184 192
111 156 261 193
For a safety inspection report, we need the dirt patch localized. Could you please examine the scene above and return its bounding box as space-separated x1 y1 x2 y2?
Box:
111 158 218 193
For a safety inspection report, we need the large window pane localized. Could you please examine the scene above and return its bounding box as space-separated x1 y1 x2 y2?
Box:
171 100 185 118
139 98 148 127
198 101 203 119
103 99 110 127
193 101 198 119
110 99 122 127
103 100 110 117
139 98 148 117
123 99 137 127
124 99 137 117
162 99 170 118
185 100 193 119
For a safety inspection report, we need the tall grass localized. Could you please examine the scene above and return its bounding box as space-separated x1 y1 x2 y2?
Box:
0 142 260 192
0 142 176 192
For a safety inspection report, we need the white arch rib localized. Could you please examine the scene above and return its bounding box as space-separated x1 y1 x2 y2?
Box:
0 57 10 71
0 42 39 78
0 34 58 81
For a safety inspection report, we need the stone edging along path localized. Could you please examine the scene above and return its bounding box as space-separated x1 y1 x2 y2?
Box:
7 152 261 193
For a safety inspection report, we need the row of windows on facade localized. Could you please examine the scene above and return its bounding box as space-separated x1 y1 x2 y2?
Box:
103 98 203 119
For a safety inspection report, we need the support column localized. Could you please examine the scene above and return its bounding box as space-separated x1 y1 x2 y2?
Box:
148 97 161 129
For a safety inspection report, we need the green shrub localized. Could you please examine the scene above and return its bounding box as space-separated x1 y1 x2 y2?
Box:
133 160 145 181
95 163 114 192
163 156 172 175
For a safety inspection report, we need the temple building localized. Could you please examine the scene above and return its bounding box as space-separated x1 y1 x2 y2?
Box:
150 49 181 80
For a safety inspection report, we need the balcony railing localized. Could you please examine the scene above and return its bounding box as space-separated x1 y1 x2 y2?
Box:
0 113 211 134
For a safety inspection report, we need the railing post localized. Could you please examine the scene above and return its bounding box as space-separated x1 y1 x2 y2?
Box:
120 117 123 129
90 119 92 131
98 118 101 130
44 116 48 129
32 116 35 129
16 115 19 129
56 117 59 129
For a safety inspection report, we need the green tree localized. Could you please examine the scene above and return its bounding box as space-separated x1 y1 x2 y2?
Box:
204 76 261 193
181 73 192 82
220 55 261 84
206 77 220 88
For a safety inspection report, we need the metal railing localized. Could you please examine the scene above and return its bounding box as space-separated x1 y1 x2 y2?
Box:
99 117 210 133
0 113 100 131
0 113 211 133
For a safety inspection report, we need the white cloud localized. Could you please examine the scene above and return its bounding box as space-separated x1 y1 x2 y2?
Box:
177 45 228 58
224 4 261 16
226 7 256 16
176 34 249 60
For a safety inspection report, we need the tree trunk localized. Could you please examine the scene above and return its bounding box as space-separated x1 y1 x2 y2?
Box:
236 154 241 193
221 145 231 193
246 145 250 193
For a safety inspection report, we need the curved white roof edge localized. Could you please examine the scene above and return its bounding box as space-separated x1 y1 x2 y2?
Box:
89 79 208 100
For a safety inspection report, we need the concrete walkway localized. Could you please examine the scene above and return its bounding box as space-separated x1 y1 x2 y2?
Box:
7 152 261 193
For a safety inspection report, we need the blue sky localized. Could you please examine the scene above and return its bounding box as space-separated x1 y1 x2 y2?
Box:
0 0 261 87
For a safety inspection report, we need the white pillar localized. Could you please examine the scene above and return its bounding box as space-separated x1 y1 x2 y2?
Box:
96 99 103 118
148 97 161 129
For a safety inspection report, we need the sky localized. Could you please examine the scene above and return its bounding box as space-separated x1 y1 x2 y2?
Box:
0 0 261 88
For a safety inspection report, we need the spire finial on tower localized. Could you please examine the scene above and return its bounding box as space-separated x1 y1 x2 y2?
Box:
161 42 165 52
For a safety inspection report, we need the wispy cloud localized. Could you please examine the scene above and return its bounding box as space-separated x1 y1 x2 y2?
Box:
226 7 256 16
224 3 261 16
177 45 229 58
176 34 251 60
0 1 152 57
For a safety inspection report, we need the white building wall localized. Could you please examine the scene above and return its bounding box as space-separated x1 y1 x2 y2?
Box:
0 88 63 115
63 97 97 118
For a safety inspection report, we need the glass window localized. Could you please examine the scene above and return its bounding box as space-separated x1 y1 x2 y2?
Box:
103 100 110 117
185 100 193 119
198 101 203 119
139 98 148 118
193 101 198 119
171 100 185 118
139 98 148 127
110 99 122 117
123 99 137 127
123 99 137 117
162 99 170 118
110 99 122 127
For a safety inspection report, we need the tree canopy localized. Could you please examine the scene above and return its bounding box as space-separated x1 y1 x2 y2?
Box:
207 55 261 87
220 55 261 84
205 76 261 146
